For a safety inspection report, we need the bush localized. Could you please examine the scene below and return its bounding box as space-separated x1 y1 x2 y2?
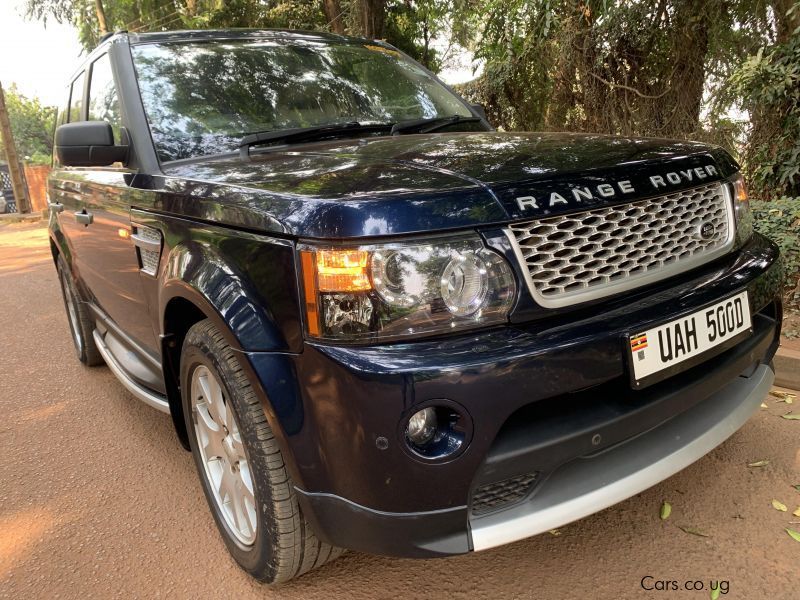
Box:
752 197 800 307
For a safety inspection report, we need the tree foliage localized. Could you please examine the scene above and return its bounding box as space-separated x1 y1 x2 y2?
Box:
21 0 800 198
732 2 800 197
457 1 767 137
0 85 55 165
752 196 800 299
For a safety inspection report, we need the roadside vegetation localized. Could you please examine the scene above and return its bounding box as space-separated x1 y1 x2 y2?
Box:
0 84 54 165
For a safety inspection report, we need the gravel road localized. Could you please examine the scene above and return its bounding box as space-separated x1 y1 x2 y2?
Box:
1 222 798 599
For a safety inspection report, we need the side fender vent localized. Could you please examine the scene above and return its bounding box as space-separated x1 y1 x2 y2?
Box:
131 223 163 276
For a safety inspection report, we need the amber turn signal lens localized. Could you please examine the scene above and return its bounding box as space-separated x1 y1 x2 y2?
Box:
733 177 748 202
300 249 373 337
300 251 321 336
315 249 371 292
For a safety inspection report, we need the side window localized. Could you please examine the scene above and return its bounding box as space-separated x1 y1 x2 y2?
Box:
68 71 85 123
57 89 69 127
88 54 121 142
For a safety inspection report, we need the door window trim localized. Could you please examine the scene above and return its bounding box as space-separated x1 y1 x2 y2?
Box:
67 70 89 123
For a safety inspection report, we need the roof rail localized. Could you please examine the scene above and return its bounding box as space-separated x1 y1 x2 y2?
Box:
98 30 127 45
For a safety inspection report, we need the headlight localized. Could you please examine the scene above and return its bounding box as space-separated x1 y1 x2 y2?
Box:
299 234 516 341
731 174 754 243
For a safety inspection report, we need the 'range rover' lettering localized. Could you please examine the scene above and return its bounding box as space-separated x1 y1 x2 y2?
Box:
515 164 720 212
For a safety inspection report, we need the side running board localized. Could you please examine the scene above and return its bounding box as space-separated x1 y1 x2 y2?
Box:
93 329 170 414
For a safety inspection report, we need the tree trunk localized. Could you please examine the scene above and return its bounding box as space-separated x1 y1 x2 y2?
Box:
95 0 109 34
356 0 385 39
185 0 198 18
0 82 31 214
662 0 712 138
322 0 345 34
546 3 589 130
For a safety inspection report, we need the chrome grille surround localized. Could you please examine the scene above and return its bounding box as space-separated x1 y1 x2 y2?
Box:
132 224 162 276
506 182 735 308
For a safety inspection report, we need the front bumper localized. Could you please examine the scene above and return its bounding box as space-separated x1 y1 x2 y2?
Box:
245 234 782 557
471 362 773 550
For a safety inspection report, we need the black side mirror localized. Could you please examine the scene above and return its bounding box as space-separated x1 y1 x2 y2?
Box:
55 121 128 167
471 103 488 121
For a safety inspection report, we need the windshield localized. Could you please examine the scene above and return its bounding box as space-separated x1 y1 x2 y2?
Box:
132 39 475 162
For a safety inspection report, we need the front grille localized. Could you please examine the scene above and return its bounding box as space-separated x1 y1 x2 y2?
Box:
508 182 734 308
472 473 539 515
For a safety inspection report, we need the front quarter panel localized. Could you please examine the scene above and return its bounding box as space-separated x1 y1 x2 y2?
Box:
133 210 303 353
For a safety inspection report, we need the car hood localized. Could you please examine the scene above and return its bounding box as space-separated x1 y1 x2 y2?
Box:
158 132 737 238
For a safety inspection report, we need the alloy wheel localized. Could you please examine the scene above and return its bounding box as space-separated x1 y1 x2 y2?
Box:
190 365 257 546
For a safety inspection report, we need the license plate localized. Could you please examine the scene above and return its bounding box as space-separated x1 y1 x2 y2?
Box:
628 291 752 385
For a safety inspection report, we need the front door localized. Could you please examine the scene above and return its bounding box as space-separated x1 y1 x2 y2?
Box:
53 52 159 356
74 170 159 352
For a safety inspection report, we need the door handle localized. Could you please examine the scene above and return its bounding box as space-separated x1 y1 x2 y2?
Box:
48 201 64 214
74 211 93 225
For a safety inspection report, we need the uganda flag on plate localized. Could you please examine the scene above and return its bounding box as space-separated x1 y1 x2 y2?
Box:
630 332 648 352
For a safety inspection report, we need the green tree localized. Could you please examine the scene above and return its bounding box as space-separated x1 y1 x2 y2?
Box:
23 0 800 200
455 0 770 137
731 1 800 198
24 0 441 67
27 0 196 48
0 85 56 165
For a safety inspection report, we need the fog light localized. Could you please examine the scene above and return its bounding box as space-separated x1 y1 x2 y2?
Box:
406 407 437 446
402 402 471 461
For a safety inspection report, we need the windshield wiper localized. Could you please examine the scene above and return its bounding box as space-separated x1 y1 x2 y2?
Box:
239 121 393 157
390 115 483 136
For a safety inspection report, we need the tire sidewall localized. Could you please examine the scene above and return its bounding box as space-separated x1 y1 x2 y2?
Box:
180 335 275 577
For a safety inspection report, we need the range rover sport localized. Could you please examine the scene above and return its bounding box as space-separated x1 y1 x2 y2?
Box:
49 29 783 583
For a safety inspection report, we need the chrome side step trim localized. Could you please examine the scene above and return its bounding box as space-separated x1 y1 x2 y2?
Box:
470 364 774 551
93 329 170 414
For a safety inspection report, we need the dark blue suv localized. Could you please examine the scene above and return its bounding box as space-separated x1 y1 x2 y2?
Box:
48 29 783 583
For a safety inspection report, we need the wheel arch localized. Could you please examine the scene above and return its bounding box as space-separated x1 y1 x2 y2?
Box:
159 279 299 469
49 226 71 268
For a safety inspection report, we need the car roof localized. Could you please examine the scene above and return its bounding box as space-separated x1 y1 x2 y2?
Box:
123 28 375 47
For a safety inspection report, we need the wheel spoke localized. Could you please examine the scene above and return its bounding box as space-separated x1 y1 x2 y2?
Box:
218 467 234 503
197 373 220 424
209 376 227 427
224 402 236 437
234 477 255 537
201 429 225 460
230 431 245 459
195 403 220 436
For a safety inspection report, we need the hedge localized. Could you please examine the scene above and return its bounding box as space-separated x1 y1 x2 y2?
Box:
752 197 800 308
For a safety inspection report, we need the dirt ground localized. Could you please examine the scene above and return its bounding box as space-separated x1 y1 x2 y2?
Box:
1 222 798 600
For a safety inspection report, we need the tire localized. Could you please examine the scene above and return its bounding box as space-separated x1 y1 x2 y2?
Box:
56 255 103 366
180 320 342 583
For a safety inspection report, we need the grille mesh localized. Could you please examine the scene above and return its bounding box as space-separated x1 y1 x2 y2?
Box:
472 473 538 515
508 182 733 307
134 225 162 276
